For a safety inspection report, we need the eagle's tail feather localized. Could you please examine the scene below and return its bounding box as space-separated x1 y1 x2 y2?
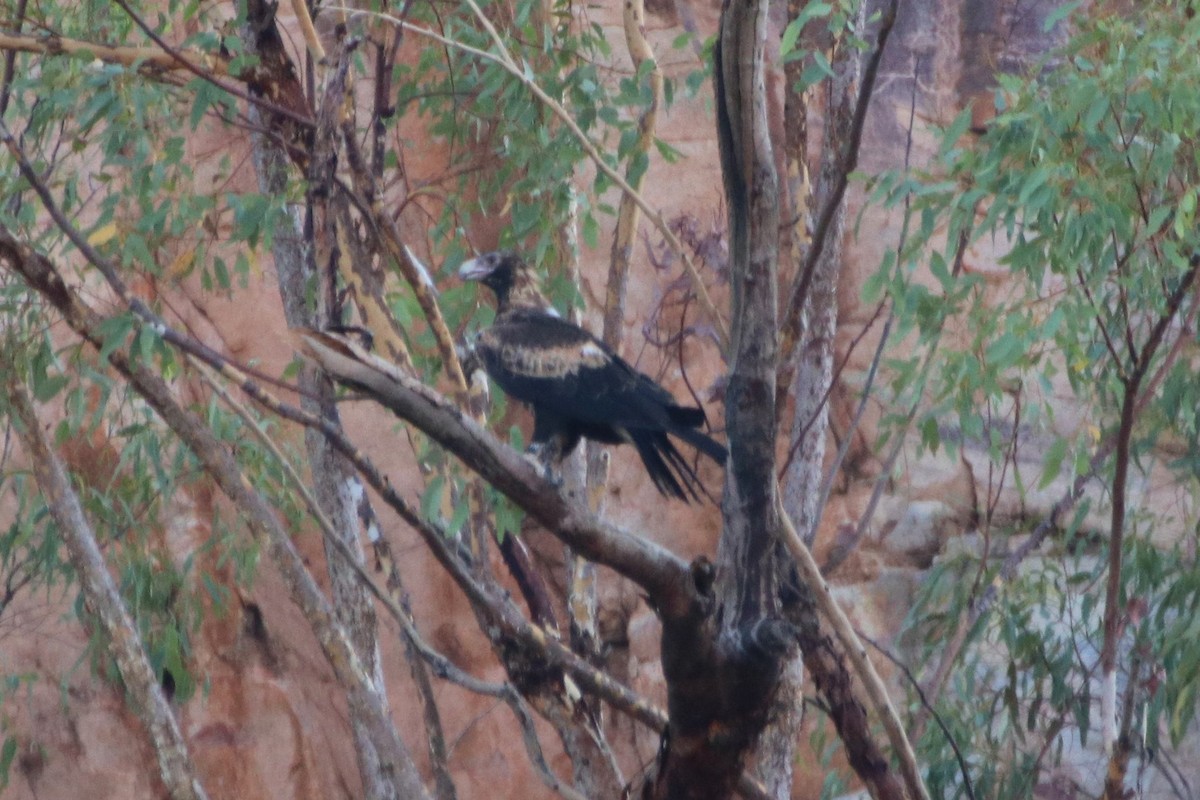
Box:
666 403 708 429
673 426 728 465
631 433 700 502
659 435 707 503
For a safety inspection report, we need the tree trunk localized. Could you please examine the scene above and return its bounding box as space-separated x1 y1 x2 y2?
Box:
239 7 405 799
715 0 782 626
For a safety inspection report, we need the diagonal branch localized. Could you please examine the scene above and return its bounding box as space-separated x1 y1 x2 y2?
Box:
0 226 433 800
4 376 210 800
293 329 691 607
191 352 672 774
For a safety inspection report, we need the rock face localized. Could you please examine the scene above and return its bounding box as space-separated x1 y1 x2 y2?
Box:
4 2 1196 800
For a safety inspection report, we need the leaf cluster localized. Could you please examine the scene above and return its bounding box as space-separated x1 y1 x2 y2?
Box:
873 3 1200 794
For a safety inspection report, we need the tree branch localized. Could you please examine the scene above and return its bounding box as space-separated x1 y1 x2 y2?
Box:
0 227 433 800
292 329 692 607
4 376 210 800
0 30 223 84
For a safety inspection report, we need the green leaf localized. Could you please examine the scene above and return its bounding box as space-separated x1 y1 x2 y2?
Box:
420 475 446 522
448 497 471 536
1043 0 1082 33
96 313 136 364
798 52 835 90
582 213 600 250
136 324 158 366
1038 436 1068 490
654 138 683 164
780 2 832 58
939 107 975 157
0 736 16 789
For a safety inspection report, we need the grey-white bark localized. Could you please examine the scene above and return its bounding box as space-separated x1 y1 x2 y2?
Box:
5 377 210 800
782 0 866 545
248 97 397 800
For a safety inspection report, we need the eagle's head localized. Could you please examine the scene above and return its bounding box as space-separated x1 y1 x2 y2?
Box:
459 251 550 312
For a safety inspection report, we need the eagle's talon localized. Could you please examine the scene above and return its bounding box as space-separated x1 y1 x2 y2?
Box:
523 447 562 487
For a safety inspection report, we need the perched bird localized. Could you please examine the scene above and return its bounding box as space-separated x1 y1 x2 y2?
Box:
459 250 726 501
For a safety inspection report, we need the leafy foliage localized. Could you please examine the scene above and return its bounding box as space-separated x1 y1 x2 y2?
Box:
872 3 1200 795
0 0 705 736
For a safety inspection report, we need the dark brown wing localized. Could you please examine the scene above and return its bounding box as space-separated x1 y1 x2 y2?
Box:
476 310 683 434
475 309 726 500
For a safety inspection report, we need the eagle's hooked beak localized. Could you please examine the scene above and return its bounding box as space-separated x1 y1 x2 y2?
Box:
457 255 495 282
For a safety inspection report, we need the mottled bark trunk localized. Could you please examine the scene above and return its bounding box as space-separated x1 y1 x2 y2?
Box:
239 9 402 800
645 0 795 796
251 99 402 800
715 0 781 626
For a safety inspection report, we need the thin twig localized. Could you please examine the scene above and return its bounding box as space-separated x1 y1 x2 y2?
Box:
780 0 899 363
775 493 932 800
818 312 894 575
859 631 977 800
